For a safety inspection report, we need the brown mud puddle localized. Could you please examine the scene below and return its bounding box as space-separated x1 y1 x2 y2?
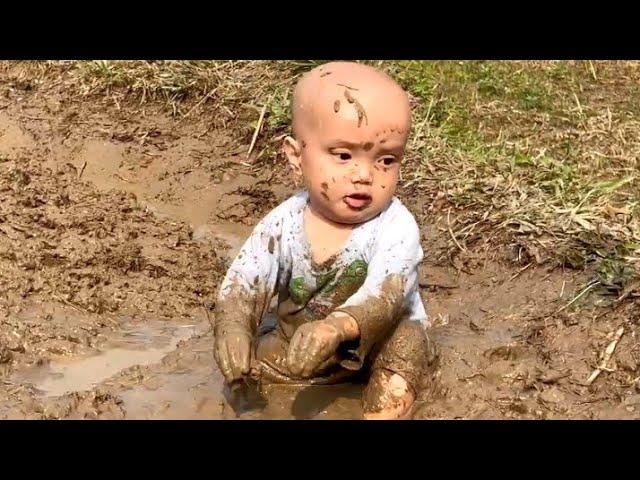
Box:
15 321 204 397
11 312 364 419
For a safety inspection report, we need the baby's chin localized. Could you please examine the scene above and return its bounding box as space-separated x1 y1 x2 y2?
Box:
325 204 386 225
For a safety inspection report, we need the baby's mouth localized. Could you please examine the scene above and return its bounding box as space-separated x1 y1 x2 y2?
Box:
343 193 372 210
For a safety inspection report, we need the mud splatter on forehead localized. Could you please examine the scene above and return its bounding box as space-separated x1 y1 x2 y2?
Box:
292 61 411 141
337 83 359 91
343 90 368 128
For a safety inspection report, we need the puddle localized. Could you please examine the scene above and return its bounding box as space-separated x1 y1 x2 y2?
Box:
103 321 364 420
118 370 364 420
17 321 205 398
118 370 228 420
256 383 364 420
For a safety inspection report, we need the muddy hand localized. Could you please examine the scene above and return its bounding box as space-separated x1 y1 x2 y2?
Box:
287 316 353 378
214 323 253 384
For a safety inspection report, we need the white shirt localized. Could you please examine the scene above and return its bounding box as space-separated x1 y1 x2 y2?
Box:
218 191 429 334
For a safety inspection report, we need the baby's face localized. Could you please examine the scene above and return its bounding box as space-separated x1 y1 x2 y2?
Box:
288 87 410 225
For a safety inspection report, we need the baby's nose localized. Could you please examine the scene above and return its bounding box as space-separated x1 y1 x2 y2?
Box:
351 161 373 184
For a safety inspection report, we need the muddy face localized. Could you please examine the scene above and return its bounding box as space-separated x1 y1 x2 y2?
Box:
291 117 408 225
286 62 412 226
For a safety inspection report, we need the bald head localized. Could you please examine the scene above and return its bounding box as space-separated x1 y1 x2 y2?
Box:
291 62 411 139
283 62 412 225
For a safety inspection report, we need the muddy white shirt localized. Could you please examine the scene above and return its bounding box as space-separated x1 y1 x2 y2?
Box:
216 191 428 360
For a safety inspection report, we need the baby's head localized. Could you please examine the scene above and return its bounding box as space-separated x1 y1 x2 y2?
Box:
283 62 411 225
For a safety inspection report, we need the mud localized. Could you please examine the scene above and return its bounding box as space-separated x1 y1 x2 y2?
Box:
369 319 436 395
362 368 412 416
334 274 407 367
17 321 204 397
343 89 368 128
1 65 639 419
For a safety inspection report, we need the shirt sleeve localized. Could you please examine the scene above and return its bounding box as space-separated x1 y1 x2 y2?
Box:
333 202 423 370
213 204 284 337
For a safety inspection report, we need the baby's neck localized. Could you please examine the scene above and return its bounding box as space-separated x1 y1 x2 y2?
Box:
304 204 355 265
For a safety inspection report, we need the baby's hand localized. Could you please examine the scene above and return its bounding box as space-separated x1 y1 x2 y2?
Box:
287 312 359 378
214 323 253 384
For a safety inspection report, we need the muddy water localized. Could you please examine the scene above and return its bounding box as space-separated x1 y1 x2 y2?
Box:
9 115 565 420
15 317 364 419
16 321 205 397
114 345 364 420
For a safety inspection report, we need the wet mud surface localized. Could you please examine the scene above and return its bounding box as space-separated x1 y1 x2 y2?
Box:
1 67 639 419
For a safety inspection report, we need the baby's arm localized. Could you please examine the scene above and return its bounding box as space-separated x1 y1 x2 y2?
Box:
287 204 423 377
213 210 282 384
333 214 421 369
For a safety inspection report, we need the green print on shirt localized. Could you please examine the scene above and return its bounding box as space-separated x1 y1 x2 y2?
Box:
288 259 368 319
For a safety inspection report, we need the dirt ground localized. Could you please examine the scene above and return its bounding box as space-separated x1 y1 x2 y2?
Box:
1 67 639 420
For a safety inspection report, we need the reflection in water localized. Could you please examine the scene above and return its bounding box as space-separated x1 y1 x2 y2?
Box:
18 323 201 397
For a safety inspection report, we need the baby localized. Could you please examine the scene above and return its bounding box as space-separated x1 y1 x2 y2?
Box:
213 61 435 419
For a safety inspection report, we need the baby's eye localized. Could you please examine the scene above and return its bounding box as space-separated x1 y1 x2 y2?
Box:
379 156 397 166
331 150 352 161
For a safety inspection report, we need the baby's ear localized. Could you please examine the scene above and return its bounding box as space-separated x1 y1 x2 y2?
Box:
283 136 303 179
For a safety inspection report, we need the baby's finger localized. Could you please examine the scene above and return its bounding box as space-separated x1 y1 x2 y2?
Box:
295 336 323 378
229 336 249 380
316 353 341 372
297 339 318 378
240 341 252 375
287 330 307 376
217 342 235 383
